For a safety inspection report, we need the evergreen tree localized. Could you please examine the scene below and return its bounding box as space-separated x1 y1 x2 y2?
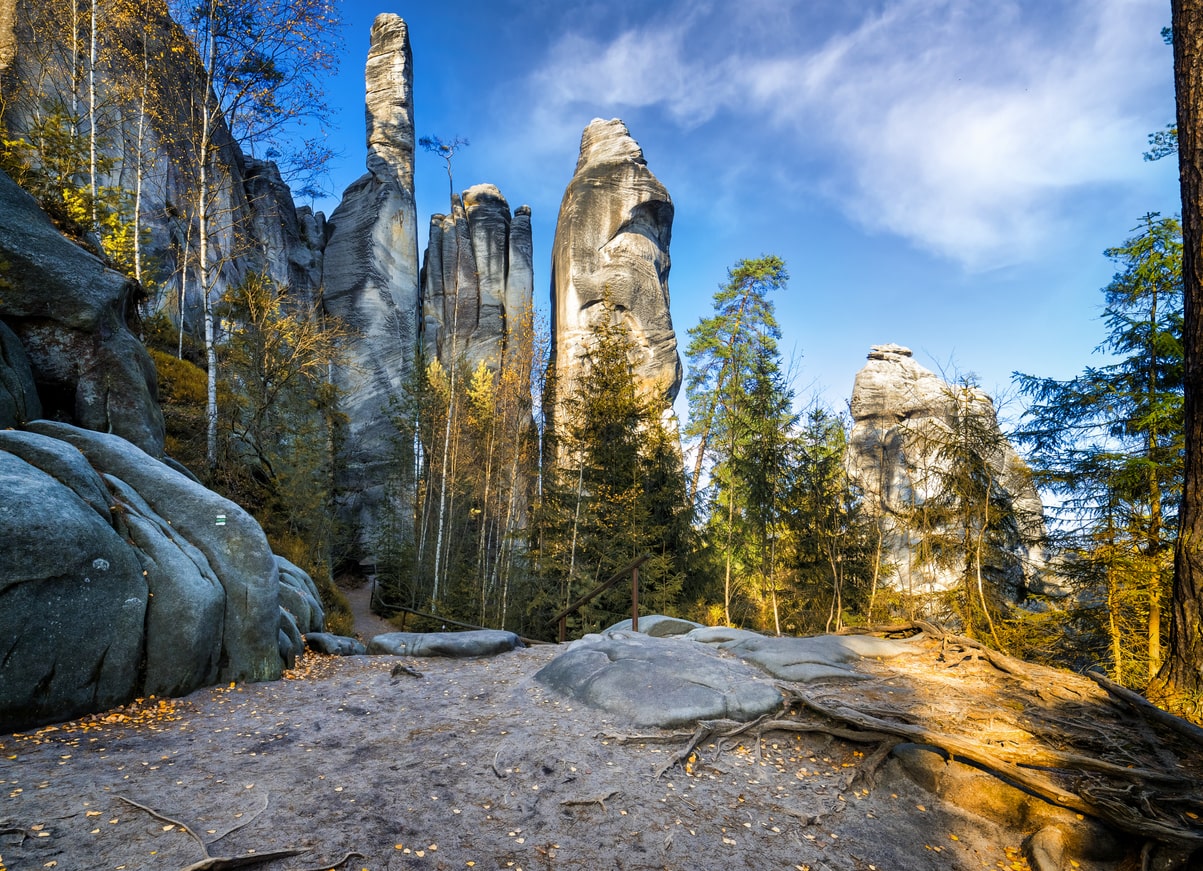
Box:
782 406 875 634
685 256 789 626
533 303 690 637
1016 214 1183 683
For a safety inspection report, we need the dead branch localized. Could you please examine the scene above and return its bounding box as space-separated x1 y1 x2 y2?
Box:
293 851 366 871
117 795 207 853
599 730 696 746
560 790 619 811
179 852 308 871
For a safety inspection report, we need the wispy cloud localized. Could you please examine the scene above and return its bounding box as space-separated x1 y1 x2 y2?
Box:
518 0 1173 268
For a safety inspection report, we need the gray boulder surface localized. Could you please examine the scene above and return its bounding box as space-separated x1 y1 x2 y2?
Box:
322 13 421 561
276 555 325 635
0 169 164 454
1 421 330 730
605 614 703 637
421 184 534 374
305 633 368 656
689 627 926 682
0 446 147 731
846 343 1049 599
101 473 225 697
28 421 284 685
0 319 41 427
368 629 523 658
546 118 682 440
534 631 783 728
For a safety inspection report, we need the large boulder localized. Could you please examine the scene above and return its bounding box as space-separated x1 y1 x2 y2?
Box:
368 629 523 658
322 13 421 561
0 421 325 730
845 344 1049 599
688 626 926 682
0 169 164 454
0 444 147 731
535 630 783 728
26 422 284 684
421 184 534 374
546 118 681 440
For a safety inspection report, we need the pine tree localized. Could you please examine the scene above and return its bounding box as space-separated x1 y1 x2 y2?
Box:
685 256 788 626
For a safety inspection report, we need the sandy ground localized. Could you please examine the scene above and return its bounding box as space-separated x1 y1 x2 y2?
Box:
2 635 1170 871
6 615 1203 871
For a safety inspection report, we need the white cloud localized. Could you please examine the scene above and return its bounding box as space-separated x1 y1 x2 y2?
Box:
519 0 1173 268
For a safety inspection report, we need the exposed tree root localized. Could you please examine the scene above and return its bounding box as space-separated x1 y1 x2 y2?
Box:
621 626 1203 858
116 794 363 871
1086 670 1203 748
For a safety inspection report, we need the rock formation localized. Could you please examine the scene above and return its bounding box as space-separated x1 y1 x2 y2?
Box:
846 344 1048 601
0 0 324 332
421 184 534 375
321 13 422 560
0 160 322 732
0 169 164 453
0 419 325 732
546 119 681 435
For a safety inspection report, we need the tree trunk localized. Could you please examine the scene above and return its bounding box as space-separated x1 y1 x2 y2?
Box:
1156 0 1203 716
88 0 98 231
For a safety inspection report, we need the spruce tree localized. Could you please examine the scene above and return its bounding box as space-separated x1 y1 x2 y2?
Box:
1016 215 1183 683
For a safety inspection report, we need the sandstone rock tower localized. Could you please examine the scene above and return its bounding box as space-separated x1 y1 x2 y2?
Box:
421 184 534 376
846 344 1048 601
321 14 421 558
546 119 681 437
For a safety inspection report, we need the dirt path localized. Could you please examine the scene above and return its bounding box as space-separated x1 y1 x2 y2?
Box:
3 637 1199 870
0 648 1016 871
340 578 397 642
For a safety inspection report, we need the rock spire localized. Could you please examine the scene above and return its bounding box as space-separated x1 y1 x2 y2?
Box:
546 118 681 435
321 13 421 558
421 184 534 376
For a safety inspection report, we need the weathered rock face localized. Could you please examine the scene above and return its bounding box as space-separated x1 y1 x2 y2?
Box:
846 344 1048 601
547 118 681 433
0 0 324 333
322 13 421 560
0 319 41 427
0 420 324 732
421 185 534 373
0 169 165 454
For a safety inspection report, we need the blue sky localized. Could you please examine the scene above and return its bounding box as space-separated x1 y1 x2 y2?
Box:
313 0 1181 421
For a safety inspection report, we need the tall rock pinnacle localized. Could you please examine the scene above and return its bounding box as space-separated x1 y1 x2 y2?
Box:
547 119 682 436
421 184 534 377
321 13 421 560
